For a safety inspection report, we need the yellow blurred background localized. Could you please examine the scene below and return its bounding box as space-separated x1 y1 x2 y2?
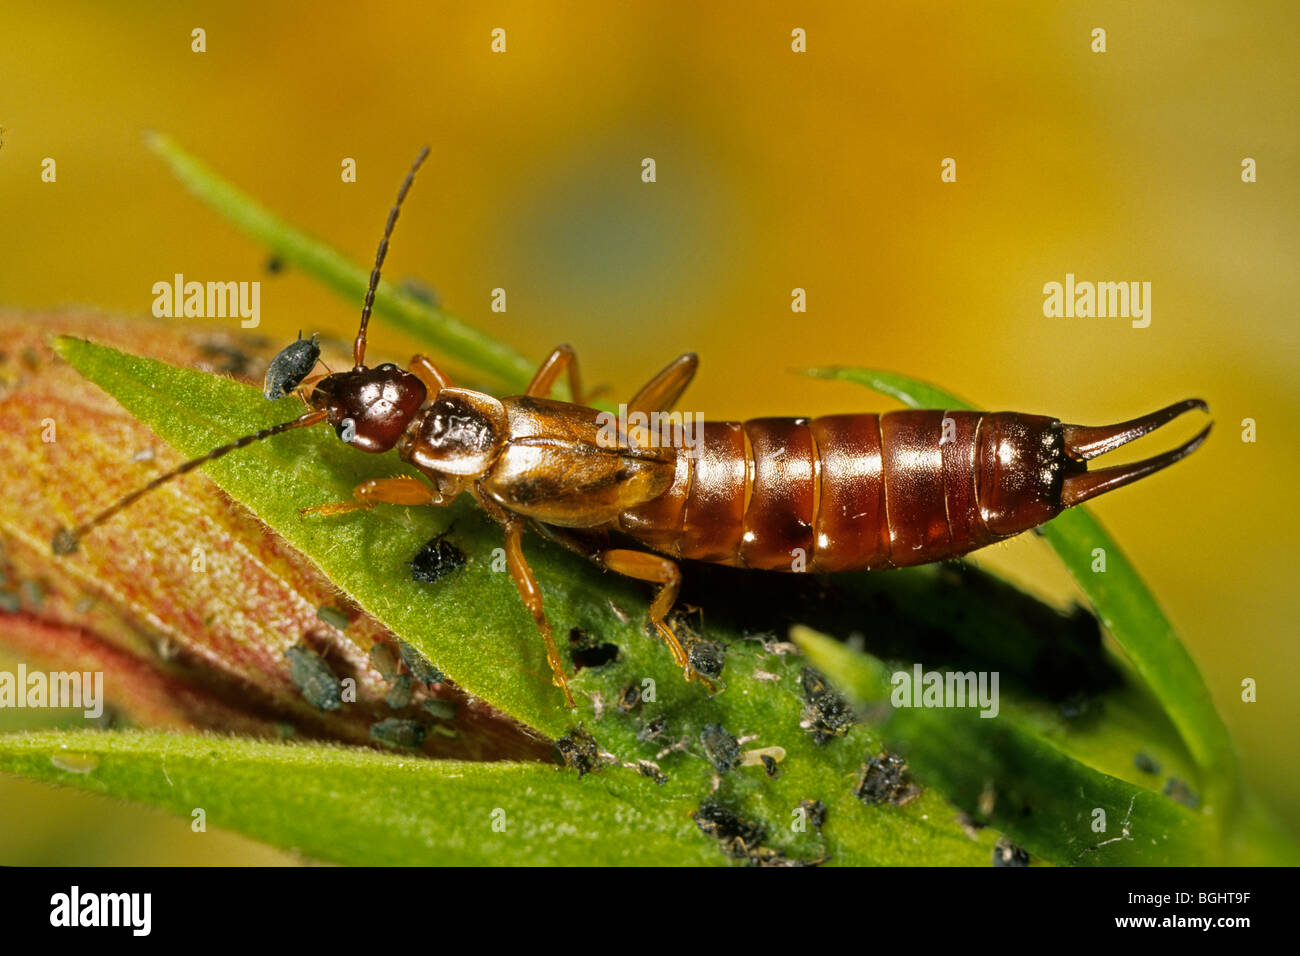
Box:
1 0 1296 861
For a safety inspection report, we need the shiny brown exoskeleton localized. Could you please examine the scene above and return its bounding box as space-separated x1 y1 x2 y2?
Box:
54 148 1212 708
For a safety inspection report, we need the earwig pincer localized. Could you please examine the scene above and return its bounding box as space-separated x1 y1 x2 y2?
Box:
53 148 1212 709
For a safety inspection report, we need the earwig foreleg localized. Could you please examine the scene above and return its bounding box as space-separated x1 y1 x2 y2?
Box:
526 344 585 404
294 375 328 408
627 353 698 414
409 354 455 393
501 518 575 708
300 475 442 516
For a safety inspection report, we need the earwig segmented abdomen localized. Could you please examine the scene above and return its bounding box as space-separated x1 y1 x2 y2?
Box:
618 411 1077 572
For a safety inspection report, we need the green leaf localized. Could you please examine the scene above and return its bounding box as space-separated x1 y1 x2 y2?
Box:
143 132 538 393
0 730 724 866
802 366 1240 817
792 625 1213 865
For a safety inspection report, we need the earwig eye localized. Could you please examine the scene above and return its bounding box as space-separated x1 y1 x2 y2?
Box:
376 363 397 372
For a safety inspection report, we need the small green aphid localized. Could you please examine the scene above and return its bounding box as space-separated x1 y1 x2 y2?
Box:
421 698 457 721
370 718 426 749
385 673 413 710
396 638 443 685
369 642 399 681
285 645 341 711
316 605 351 631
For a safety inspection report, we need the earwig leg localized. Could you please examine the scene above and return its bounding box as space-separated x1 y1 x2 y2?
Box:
628 353 698 414
527 520 609 560
294 375 328 408
526 344 585 404
301 475 442 516
409 355 455 393
594 549 712 689
502 518 575 708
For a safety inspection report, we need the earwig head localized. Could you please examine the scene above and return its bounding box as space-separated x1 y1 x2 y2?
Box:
49 148 437 557
404 388 508 479
309 363 428 453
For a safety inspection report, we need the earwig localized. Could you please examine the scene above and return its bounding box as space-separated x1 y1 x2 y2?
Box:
52 147 1213 709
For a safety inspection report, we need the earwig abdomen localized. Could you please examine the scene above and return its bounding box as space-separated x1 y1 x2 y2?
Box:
618 411 1079 572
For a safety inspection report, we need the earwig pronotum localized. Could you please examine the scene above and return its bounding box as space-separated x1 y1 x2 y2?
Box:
53 147 1213 709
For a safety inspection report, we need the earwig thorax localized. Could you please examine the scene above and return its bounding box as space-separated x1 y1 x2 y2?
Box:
402 388 507 477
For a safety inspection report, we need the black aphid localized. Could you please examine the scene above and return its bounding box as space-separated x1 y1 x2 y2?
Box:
616 683 643 713
799 666 856 743
700 723 742 774
685 636 726 680
263 331 321 400
854 751 919 806
693 802 765 859
993 838 1030 867
636 761 667 785
408 534 467 584
555 726 602 776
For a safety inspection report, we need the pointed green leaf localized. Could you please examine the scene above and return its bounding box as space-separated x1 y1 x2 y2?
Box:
0 730 722 866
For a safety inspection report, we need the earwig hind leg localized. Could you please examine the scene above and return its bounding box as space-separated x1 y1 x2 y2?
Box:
502 518 575 708
595 549 714 691
628 353 698 414
526 344 585 404
300 475 442 517
409 355 454 393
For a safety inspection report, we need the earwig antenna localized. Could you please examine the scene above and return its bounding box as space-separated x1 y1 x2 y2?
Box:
353 146 432 369
51 409 328 555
